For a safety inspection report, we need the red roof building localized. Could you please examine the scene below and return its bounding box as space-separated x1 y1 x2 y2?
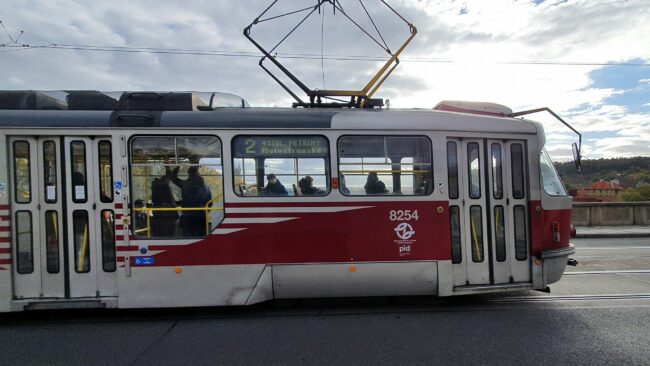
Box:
573 180 623 202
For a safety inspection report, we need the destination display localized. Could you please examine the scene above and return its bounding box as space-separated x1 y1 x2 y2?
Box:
234 136 328 157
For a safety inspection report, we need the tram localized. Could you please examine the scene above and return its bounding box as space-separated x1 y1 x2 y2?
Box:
0 90 576 312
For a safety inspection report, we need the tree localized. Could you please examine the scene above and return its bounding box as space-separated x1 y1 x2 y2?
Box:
618 185 650 202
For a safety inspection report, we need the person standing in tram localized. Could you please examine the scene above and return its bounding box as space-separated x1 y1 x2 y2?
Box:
364 171 389 194
170 166 212 237
262 173 288 196
150 169 178 237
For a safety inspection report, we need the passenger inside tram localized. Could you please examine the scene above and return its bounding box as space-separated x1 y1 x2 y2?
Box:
150 169 178 236
364 172 389 194
298 175 324 195
339 175 350 195
170 166 212 237
262 173 288 196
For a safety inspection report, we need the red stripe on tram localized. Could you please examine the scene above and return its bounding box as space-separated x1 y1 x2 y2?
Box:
0 258 12 265
0 227 10 232
0 237 10 243
0 204 10 210
0 248 11 254
115 203 124 209
0 215 11 221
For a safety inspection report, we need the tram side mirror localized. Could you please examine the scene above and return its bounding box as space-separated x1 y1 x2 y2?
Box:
572 142 582 172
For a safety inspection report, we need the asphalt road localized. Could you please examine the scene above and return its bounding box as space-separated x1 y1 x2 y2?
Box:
1 237 649 365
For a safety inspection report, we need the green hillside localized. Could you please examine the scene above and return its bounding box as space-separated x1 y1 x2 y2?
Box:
554 156 650 191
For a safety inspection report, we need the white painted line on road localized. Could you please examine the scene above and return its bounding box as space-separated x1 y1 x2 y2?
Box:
564 270 650 275
578 247 650 250
491 293 650 303
574 256 650 259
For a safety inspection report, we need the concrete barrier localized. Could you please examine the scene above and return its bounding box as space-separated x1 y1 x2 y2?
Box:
572 202 650 226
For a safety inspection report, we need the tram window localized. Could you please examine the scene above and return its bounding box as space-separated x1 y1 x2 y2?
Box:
467 143 481 199
43 141 57 203
494 206 506 262
232 136 329 197
70 141 87 203
15 211 33 274
447 142 459 199
130 136 223 239
13 141 31 204
469 206 484 263
73 210 90 273
514 205 528 260
491 144 503 200
540 149 567 196
338 136 432 196
101 210 116 272
45 211 60 273
511 143 525 199
98 141 113 203
449 206 462 264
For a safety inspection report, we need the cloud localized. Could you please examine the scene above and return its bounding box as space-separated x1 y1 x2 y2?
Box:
1 0 649 160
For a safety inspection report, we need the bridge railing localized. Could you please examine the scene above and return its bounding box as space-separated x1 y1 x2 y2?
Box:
572 201 650 226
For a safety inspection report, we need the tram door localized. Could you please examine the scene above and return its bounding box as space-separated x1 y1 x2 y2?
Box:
447 138 530 287
9 136 116 299
10 137 65 298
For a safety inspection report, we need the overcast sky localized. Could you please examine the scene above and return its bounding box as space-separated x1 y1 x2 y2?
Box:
1 0 649 161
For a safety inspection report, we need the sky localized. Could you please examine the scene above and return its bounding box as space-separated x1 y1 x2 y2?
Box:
1 0 649 162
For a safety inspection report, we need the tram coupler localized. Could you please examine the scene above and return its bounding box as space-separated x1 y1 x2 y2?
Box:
567 258 578 266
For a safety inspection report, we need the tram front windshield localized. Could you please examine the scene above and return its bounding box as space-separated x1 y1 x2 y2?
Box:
540 148 567 196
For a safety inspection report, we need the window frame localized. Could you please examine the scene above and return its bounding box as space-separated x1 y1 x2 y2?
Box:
98 140 114 203
70 140 88 204
336 134 434 197
13 140 32 204
231 134 332 198
127 134 224 239
510 143 526 200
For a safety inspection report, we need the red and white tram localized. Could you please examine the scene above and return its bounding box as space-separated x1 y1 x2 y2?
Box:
0 90 576 312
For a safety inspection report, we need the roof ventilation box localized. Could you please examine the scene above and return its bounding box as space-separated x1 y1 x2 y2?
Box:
434 100 513 117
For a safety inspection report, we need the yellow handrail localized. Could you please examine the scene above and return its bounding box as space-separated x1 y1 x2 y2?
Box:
132 199 224 238
338 170 432 174
470 217 482 262
78 223 89 272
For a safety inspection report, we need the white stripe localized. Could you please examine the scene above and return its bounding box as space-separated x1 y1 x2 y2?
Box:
226 206 373 214
212 228 247 235
0 210 9 216
222 217 298 224
0 253 11 260
115 250 165 256
0 221 10 227
127 239 201 246
0 243 10 249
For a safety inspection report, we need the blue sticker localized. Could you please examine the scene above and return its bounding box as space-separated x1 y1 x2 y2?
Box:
114 181 123 190
133 257 154 265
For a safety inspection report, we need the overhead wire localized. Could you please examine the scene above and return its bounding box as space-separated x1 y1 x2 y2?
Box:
0 19 649 67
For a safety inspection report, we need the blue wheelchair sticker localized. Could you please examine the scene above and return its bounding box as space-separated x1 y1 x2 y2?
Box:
133 257 154 266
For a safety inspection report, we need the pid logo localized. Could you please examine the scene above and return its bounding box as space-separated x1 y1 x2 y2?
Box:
394 223 415 240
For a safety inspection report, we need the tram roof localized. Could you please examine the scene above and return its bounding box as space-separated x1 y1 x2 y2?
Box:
0 90 539 134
